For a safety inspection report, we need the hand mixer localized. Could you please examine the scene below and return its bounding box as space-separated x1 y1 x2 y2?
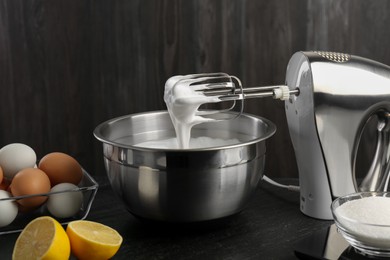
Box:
168 51 390 220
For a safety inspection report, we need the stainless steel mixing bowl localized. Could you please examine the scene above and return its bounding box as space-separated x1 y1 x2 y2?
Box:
94 110 276 222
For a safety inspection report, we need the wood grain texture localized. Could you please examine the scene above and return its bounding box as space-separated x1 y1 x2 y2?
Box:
1 0 390 177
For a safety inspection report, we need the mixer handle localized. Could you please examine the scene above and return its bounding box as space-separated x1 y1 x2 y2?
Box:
359 111 390 192
378 112 390 191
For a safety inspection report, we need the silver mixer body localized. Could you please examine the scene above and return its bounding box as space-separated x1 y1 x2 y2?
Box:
285 51 390 220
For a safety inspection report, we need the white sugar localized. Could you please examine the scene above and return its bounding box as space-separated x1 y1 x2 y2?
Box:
336 197 390 225
335 196 390 248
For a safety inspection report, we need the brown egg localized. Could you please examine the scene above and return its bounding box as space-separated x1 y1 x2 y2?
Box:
0 166 3 184
38 152 83 186
11 168 51 208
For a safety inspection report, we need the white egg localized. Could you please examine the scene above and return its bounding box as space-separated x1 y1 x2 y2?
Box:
47 183 83 218
0 143 36 180
0 190 18 227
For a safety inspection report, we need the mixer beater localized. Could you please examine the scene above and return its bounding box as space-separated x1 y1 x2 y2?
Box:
165 72 299 121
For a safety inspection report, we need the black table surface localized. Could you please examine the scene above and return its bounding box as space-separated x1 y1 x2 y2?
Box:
0 177 333 259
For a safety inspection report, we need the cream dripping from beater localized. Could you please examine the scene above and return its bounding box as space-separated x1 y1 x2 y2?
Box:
163 75 221 149
161 73 292 149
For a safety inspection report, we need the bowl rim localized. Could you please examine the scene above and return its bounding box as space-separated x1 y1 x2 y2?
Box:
93 110 277 152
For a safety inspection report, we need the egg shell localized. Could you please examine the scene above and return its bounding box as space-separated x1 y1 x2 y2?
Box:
47 183 83 218
0 143 37 180
11 168 51 208
0 190 18 227
38 152 83 186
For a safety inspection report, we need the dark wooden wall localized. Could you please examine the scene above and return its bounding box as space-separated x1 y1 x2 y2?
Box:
1 0 390 178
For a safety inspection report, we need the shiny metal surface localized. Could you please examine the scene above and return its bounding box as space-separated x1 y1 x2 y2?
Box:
360 112 390 192
177 73 297 103
203 84 298 101
94 111 276 222
285 51 390 219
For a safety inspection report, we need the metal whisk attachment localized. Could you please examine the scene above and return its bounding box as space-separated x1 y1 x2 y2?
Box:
200 81 300 101
167 72 299 120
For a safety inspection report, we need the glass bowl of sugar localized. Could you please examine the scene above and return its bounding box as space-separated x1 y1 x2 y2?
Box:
332 192 390 257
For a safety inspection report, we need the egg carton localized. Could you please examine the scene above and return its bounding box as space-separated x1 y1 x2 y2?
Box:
0 168 98 235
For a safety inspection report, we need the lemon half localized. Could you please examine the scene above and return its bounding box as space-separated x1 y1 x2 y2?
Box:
66 220 123 260
12 216 70 260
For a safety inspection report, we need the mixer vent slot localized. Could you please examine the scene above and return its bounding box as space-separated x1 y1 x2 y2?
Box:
315 51 350 62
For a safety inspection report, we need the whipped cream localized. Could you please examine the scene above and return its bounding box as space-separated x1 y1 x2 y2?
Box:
163 75 221 148
135 136 239 149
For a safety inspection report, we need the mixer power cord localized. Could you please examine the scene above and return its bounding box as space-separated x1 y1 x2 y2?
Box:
262 175 300 192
